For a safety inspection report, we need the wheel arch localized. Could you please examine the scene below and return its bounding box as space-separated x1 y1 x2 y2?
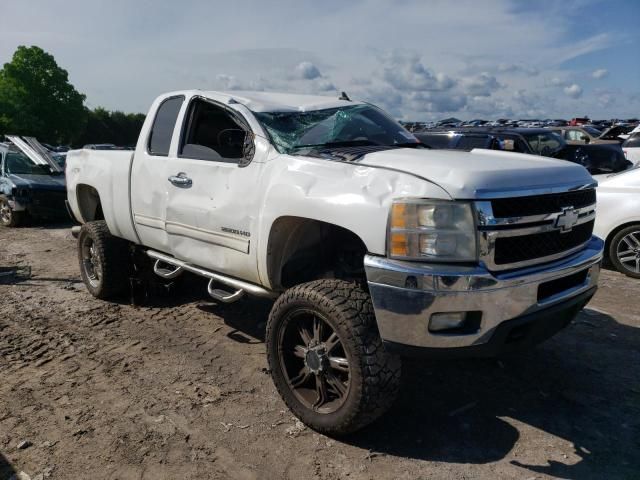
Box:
266 216 369 291
604 220 640 261
75 183 104 222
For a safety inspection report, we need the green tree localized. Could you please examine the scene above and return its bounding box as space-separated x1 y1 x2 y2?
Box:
77 108 145 147
0 45 86 144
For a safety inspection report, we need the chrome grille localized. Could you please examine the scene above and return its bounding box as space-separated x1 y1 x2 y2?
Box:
476 187 597 271
494 220 594 265
491 189 596 218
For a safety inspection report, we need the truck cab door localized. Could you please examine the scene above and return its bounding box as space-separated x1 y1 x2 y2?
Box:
130 95 185 253
163 95 266 284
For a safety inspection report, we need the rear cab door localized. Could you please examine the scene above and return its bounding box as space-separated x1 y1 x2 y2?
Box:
130 94 186 253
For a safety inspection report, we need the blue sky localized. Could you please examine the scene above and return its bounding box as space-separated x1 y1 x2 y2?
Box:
1 0 638 120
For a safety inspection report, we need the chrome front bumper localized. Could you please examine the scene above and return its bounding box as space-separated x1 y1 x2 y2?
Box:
364 236 603 350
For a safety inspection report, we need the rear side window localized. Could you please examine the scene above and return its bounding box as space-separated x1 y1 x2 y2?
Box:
623 134 640 148
148 96 184 156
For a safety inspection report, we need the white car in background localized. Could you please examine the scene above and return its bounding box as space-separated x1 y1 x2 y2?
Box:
621 133 640 167
595 167 640 278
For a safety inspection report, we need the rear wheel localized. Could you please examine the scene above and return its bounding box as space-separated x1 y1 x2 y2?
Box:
78 221 130 299
0 196 25 227
266 279 401 435
609 224 640 278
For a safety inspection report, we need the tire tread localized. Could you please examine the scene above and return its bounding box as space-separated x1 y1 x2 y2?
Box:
78 221 129 299
266 279 401 435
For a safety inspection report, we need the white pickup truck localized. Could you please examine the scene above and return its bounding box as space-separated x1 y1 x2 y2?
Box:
66 90 604 434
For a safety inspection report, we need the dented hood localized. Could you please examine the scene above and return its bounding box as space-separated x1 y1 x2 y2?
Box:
358 148 595 199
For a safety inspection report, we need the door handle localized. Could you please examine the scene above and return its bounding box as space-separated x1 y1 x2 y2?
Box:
168 172 192 188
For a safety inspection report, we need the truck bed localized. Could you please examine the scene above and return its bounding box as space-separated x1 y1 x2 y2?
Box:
66 149 139 243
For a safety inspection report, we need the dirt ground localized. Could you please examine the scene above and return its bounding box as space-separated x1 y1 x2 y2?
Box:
0 223 638 480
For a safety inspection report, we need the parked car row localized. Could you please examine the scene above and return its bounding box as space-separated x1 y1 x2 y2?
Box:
402 117 639 133
414 128 632 175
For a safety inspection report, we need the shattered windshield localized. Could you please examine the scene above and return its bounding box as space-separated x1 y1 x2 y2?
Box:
5 150 55 175
253 104 419 154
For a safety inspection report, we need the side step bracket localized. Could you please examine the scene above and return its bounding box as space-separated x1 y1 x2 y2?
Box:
153 259 183 279
207 279 245 303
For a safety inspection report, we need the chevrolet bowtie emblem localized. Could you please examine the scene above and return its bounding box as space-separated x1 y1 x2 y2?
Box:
555 207 579 232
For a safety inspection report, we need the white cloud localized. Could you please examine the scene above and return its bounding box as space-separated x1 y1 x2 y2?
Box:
216 74 245 90
407 91 467 113
294 61 321 80
496 63 539 76
549 77 567 87
381 53 455 92
313 78 337 92
215 73 275 91
462 73 502 97
564 84 583 99
592 68 608 79
349 76 372 86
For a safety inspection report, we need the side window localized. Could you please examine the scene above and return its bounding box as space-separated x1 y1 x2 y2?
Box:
494 136 523 152
180 98 248 162
567 130 582 142
148 96 184 156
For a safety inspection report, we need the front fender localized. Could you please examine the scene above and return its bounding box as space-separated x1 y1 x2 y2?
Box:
255 155 450 288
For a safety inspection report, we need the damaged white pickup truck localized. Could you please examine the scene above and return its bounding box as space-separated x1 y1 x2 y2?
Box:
66 90 603 434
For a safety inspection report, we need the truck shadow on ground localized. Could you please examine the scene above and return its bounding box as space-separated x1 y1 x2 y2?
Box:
344 309 640 479
207 298 639 480
0 452 17 480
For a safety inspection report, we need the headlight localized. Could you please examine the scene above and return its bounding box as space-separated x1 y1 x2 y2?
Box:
388 199 477 261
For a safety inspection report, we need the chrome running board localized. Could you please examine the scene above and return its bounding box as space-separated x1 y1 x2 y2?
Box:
146 249 276 302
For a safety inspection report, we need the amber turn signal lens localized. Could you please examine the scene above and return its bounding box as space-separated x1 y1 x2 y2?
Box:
391 203 406 229
390 233 408 256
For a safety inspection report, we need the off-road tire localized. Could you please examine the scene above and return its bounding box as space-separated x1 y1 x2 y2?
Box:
609 224 640 279
0 196 25 227
78 220 130 299
266 279 401 435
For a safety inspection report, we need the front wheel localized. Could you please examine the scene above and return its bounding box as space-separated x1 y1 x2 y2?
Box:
266 279 401 435
609 225 640 278
0 196 25 227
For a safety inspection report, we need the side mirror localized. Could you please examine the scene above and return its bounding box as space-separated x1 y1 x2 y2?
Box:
217 128 255 165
